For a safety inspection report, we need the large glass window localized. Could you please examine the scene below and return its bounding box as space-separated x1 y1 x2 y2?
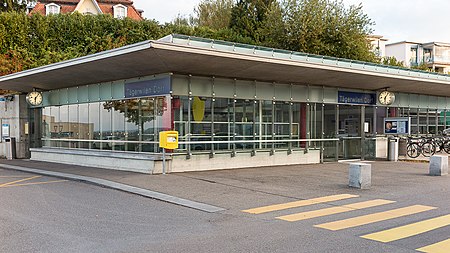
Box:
235 99 258 151
338 105 361 159
190 97 211 152
99 102 112 150
213 98 232 151
124 99 140 152
323 104 337 160
89 102 101 149
261 100 273 150
409 108 419 135
173 96 189 152
78 103 90 149
274 101 290 149
68 104 78 148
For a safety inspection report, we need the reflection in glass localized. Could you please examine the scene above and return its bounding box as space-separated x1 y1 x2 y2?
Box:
173 96 189 152
261 100 273 150
323 104 337 160
274 101 290 149
191 97 211 152
89 102 100 149
42 107 52 147
213 98 232 151
235 99 257 151
78 103 91 149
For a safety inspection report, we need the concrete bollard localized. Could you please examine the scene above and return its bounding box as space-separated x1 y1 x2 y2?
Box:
429 155 448 176
349 163 372 189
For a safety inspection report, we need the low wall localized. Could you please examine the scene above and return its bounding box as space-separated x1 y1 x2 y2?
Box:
30 148 156 174
162 150 321 174
31 148 321 174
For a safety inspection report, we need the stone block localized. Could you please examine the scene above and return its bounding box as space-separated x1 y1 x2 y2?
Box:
429 155 448 176
349 163 371 189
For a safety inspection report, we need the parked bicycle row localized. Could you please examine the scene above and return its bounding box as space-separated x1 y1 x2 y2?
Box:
404 135 450 158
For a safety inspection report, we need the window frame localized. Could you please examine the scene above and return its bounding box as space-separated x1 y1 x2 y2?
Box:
113 4 127 19
45 3 61 15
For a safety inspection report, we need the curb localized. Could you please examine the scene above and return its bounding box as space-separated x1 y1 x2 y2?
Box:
0 163 226 213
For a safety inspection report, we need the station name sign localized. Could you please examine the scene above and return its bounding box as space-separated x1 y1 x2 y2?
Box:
338 91 376 105
125 77 171 98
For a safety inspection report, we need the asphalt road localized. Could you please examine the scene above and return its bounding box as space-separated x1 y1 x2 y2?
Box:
1 164 449 253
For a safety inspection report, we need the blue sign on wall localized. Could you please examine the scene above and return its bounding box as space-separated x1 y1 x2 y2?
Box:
125 77 171 98
338 91 376 105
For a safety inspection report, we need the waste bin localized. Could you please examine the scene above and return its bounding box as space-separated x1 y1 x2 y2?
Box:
5 137 16 160
387 137 399 161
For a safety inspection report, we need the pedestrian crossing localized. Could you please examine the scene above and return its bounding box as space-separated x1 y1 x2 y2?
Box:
242 194 449 252
242 194 359 214
277 199 395 222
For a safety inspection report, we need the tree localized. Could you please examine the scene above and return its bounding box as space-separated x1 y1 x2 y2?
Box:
381 56 404 67
260 0 377 62
230 0 277 43
0 0 33 12
411 62 432 72
193 0 234 30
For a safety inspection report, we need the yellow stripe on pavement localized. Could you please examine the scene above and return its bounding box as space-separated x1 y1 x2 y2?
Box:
1 180 68 188
417 238 450 253
362 214 450 243
0 176 41 188
0 176 31 178
277 199 395 222
314 205 437 231
242 194 359 214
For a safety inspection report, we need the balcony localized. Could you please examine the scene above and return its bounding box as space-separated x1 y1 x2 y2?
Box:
432 55 450 64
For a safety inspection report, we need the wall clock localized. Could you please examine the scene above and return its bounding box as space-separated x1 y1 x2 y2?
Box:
26 91 43 106
378 91 395 105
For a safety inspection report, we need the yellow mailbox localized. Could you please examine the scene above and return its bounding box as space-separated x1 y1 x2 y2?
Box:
159 131 179 150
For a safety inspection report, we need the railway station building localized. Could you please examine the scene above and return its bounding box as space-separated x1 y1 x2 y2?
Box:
1 34 450 173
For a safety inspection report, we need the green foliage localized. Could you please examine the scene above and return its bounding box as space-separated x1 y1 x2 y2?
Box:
381 56 404 67
193 0 234 30
0 0 33 12
0 12 163 75
411 62 432 72
0 0 384 77
230 0 277 43
260 0 377 62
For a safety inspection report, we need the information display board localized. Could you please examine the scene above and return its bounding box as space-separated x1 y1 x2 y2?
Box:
2 124 10 138
384 117 411 135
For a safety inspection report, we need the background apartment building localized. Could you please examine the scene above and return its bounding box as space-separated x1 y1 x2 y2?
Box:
385 41 450 73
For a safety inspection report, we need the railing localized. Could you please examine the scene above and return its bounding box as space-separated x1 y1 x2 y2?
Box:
423 55 450 64
40 137 340 161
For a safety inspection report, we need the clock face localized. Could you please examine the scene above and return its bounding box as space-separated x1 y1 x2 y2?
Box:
378 91 395 105
26 91 43 106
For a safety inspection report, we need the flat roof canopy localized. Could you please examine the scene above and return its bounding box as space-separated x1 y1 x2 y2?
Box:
1 35 450 97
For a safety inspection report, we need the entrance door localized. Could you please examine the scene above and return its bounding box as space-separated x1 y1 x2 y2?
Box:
338 105 362 159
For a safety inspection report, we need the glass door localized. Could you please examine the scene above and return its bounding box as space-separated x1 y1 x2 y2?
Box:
338 105 362 159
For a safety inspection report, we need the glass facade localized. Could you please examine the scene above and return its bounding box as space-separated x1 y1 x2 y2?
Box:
42 97 171 153
37 74 450 161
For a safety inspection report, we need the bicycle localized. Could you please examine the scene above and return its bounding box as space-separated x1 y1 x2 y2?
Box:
406 136 436 158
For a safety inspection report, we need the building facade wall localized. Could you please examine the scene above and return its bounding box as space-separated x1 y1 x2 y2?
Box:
19 72 450 173
0 95 30 159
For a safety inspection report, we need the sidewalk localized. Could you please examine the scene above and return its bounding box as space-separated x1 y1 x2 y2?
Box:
0 159 448 213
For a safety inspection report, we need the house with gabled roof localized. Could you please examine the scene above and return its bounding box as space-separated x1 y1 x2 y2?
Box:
30 0 144 21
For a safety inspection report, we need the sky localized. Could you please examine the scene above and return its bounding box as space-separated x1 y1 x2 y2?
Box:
132 0 450 44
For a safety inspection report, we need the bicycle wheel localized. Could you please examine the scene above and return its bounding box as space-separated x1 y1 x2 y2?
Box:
406 143 420 158
421 142 436 157
443 141 450 154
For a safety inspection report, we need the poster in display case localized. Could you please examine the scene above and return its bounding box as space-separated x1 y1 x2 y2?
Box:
384 117 411 135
